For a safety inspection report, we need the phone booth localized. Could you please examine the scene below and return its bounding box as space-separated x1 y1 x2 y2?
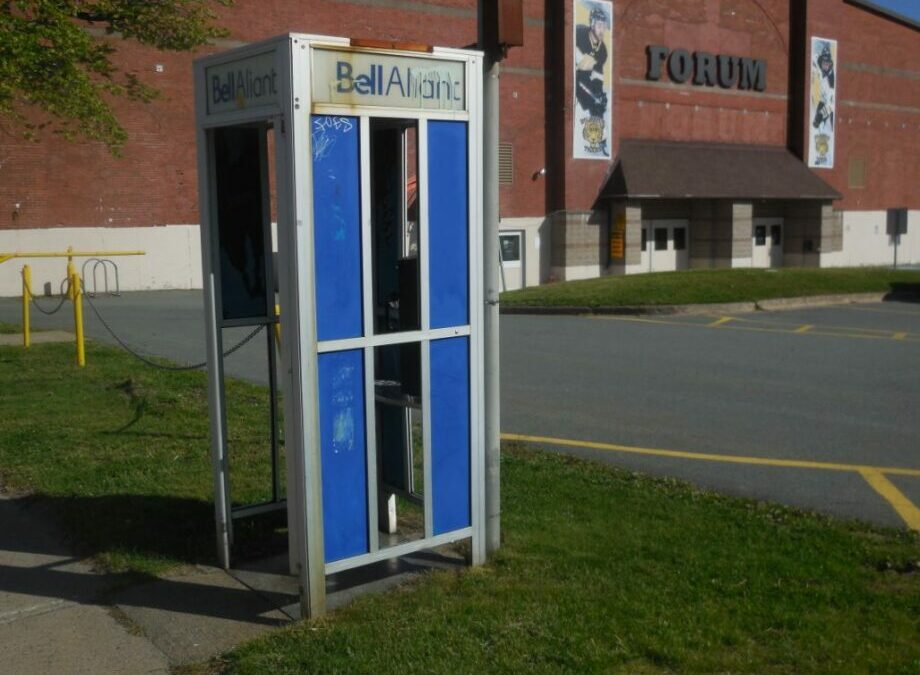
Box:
194 35 484 618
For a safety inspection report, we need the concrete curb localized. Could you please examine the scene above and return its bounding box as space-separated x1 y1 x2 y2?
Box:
500 291 919 317
0 330 74 346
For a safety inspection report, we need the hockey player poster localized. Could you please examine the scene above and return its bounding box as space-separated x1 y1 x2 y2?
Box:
808 37 837 169
573 0 612 160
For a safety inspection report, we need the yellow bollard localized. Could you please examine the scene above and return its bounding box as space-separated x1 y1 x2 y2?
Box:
72 271 85 367
66 258 76 301
274 304 282 348
22 265 31 348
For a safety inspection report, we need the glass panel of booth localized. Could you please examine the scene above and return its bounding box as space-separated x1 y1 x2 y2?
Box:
211 125 274 324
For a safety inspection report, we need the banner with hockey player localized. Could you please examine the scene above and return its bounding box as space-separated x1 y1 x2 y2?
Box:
808 37 837 169
573 0 612 160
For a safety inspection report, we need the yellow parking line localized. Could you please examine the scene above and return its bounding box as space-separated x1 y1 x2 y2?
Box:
590 314 920 343
503 433 920 530
729 313 910 337
839 305 920 317
501 433 920 477
893 331 907 340
859 469 920 532
708 316 733 327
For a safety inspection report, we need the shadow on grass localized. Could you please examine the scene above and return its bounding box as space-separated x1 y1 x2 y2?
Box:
6 493 288 571
0 494 291 626
885 282 920 302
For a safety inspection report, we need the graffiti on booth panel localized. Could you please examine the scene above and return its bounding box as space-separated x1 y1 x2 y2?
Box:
808 37 837 169
312 116 355 161
573 0 613 160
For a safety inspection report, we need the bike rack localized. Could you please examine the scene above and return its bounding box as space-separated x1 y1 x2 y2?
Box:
81 258 121 297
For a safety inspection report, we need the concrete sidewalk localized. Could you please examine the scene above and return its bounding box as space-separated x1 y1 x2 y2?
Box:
0 491 291 673
0 487 467 672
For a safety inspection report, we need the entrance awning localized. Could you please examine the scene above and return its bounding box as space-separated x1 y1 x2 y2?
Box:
601 139 842 201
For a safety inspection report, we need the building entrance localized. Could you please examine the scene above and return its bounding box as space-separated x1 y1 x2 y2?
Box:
752 219 783 268
640 219 689 272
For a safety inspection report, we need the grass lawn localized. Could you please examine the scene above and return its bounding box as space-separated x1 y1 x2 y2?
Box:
0 339 284 575
500 266 920 308
1 339 919 673
0 321 20 334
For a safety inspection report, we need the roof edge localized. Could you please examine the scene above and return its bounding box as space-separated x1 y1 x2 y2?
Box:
844 0 920 32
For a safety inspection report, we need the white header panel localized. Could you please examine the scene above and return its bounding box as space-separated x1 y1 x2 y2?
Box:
206 50 279 115
312 48 466 112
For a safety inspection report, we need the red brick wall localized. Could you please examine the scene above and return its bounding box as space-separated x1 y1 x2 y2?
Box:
498 0 548 219
0 0 480 231
1 0 917 232
806 0 920 210
556 0 791 211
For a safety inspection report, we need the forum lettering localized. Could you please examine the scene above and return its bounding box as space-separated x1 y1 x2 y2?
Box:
646 46 767 92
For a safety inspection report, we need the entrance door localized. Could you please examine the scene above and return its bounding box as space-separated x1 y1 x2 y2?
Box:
753 219 783 268
499 231 524 291
641 219 689 272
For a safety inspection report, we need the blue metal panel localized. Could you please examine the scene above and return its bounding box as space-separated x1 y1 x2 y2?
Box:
430 337 471 534
427 121 469 329
313 115 362 341
318 349 369 562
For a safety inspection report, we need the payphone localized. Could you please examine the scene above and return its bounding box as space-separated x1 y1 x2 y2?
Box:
195 35 485 618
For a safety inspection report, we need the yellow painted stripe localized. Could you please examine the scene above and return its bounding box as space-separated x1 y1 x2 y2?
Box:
859 469 920 531
590 314 920 344
501 432 920 477
840 305 920 317
892 331 907 340
708 316 734 328
731 314 910 337
794 324 814 333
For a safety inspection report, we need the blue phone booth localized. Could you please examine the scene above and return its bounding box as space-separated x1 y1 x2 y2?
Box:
195 35 485 618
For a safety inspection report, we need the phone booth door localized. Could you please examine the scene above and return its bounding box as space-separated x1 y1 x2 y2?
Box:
310 111 480 570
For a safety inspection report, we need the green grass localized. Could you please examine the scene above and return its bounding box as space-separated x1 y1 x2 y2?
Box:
223 447 920 674
2 340 919 673
0 321 20 334
500 267 920 308
0 339 283 575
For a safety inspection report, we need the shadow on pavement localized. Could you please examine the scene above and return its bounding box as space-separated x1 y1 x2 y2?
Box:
885 282 920 302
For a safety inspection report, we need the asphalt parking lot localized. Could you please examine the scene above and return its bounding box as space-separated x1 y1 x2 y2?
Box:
501 302 920 530
2 292 918 531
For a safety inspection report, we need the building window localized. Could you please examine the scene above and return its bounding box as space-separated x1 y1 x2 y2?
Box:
673 227 686 251
754 225 767 246
499 232 522 265
498 142 514 185
641 228 647 251
771 225 782 246
654 228 668 251
848 157 866 189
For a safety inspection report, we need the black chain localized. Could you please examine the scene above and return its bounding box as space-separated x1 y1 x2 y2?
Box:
24 277 70 316
81 287 264 371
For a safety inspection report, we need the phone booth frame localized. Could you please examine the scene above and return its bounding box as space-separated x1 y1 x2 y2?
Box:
194 34 485 618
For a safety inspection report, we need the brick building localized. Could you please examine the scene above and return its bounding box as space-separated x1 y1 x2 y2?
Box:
1 0 918 294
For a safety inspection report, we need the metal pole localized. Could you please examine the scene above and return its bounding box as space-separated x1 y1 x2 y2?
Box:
72 270 85 367
479 3 502 556
22 265 31 349
267 325 281 503
893 234 899 270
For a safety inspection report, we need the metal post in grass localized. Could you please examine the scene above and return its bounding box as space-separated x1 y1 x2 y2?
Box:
72 270 85 367
21 265 31 348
